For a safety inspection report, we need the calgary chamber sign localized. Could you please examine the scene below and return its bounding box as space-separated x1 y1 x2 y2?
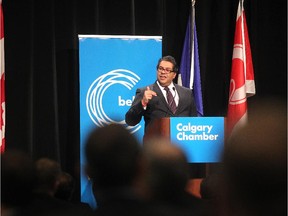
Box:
170 117 224 163
79 35 162 208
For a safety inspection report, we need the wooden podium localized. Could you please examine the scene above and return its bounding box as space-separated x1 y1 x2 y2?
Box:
142 116 225 198
143 117 171 142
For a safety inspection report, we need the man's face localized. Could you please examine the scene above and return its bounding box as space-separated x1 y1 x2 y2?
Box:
157 60 176 87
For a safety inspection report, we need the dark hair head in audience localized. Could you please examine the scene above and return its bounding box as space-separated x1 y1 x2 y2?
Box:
85 123 142 190
1 149 36 213
54 171 75 201
34 157 62 196
222 98 287 216
142 136 190 203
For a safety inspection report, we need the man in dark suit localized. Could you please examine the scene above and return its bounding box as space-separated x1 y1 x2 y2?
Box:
125 55 197 135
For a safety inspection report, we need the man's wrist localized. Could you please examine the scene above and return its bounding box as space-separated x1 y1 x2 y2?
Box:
141 99 148 107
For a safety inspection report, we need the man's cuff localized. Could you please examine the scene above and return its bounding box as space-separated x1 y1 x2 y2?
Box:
141 100 148 110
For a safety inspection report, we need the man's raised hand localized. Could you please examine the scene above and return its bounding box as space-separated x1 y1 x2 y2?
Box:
142 86 157 106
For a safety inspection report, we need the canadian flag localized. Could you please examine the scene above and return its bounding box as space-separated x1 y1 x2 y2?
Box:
0 0 5 153
226 0 256 140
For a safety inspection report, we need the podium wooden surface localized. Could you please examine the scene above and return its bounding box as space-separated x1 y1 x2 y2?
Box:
187 178 203 198
143 117 171 141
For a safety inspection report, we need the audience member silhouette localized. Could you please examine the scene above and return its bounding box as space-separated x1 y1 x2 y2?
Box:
1 149 36 216
54 171 93 213
27 157 93 216
221 98 287 216
142 136 209 216
199 173 222 216
84 123 157 216
54 171 75 201
33 158 62 196
200 174 220 200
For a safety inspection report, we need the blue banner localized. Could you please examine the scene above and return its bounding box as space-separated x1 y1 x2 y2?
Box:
170 117 224 163
79 35 162 208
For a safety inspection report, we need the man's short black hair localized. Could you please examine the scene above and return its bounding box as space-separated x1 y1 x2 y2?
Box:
156 55 179 73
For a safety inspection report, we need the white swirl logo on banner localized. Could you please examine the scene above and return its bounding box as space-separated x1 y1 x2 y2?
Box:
86 69 141 134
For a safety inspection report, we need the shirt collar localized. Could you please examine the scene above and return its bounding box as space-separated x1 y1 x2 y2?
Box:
156 81 175 91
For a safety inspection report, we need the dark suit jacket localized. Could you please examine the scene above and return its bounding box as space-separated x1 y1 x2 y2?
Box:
125 81 197 133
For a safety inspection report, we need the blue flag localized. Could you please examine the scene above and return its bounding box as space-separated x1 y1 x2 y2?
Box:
178 11 204 116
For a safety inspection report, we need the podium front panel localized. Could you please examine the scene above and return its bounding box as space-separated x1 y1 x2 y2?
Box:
170 117 224 163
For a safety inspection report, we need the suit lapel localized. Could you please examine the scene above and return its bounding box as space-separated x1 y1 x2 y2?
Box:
152 82 170 110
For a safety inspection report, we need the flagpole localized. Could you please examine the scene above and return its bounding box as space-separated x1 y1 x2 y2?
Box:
240 0 247 81
225 0 255 141
189 0 195 89
178 0 204 116
0 0 5 152
191 0 195 49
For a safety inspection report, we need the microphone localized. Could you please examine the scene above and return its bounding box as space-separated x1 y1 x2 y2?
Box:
172 87 176 99
169 87 177 107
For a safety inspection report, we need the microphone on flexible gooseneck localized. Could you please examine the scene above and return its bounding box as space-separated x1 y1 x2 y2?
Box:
170 87 176 107
172 87 176 100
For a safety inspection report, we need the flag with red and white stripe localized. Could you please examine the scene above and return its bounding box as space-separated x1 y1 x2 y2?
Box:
0 0 5 153
226 0 255 140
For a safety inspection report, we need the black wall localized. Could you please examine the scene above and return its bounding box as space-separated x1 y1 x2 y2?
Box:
2 0 287 200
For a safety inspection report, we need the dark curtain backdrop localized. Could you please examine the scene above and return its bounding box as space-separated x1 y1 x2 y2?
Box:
2 0 287 200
